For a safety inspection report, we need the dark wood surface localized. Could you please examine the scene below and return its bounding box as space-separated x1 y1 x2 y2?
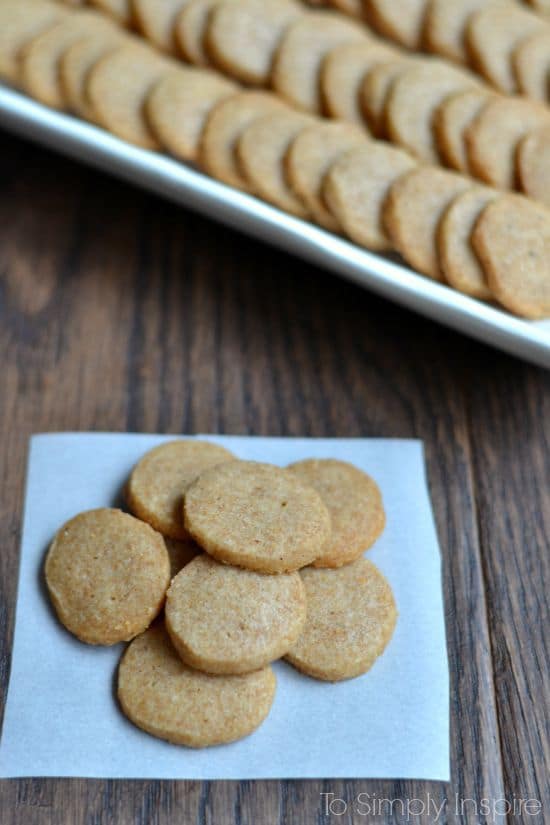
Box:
0 129 548 825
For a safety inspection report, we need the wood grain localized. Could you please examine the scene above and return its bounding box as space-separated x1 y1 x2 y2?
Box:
0 130 548 824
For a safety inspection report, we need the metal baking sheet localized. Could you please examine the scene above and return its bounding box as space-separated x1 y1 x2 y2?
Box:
1 84 549 369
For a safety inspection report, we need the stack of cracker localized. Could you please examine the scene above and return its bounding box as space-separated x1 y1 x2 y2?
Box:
45 440 397 747
1 0 550 318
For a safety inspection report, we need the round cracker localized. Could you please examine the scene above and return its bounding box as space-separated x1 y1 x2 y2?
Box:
433 88 493 173
271 12 366 113
205 0 303 86
385 60 478 163
164 537 201 579
465 97 550 189
465 4 543 93
323 141 416 251
146 67 236 161
19 12 114 109
285 559 397 681
512 29 550 102
45 508 170 645
472 194 550 318
360 58 410 137
174 0 220 66
89 0 134 25
0 0 66 84
60 30 127 118
517 126 550 207
126 439 234 539
288 459 386 567
438 186 496 299
237 110 314 216
87 45 172 148
383 166 471 280
166 555 306 673
184 460 332 573
118 624 276 747
132 0 190 54
363 0 428 49
199 91 285 190
422 0 491 64
285 120 366 230
321 40 396 124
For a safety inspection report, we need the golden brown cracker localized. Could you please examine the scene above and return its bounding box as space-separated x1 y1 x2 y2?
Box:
288 459 386 567
512 29 550 101
60 30 127 118
132 0 190 54
271 12 366 113
472 194 550 318
360 58 410 137
146 67 236 161
45 508 170 645
174 0 220 66
205 0 303 86
166 554 306 673
364 0 429 49
118 624 276 746
126 439 234 539
517 126 550 207
184 460 332 573
433 88 493 173
285 120 366 230
285 559 397 681
0 0 66 83
465 96 550 189
438 186 496 299
423 0 491 64
323 141 416 251
384 166 471 280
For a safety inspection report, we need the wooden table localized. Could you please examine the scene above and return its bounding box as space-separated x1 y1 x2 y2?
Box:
0 129 548 825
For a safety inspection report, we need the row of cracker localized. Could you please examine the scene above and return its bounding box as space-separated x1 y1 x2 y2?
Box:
306 0 550 101
2 2 549 317
59 0 550 102
45 0 550 208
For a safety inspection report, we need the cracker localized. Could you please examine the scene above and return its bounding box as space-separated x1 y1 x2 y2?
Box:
166 555 306 673
285 121 365 230
118 624 276 747
205 0 303 86
517 126 550 207
285 559 397 681
384 166 471 280
288 459 386 567
89 0 134 25
0 0 66 84
438 186 496 299
184 460 331 573
472 194 550 318
174 0 220 66
329 0 362 15
385 60 478 163
465 97 550 189
60 30 127 118
87 45 172 148
199 91 285 190
237 110 314 216
321 40 396 124
512 30 550 102
323 141 416 250
363 0 428 49
433 88 492 173
19 12 114 109
45 508 170 645
132 0 190 54
126 439 234 539
146 67 236 161
164 537 201 578
271 12 366 113
465 4 543 93
423 0 491 64
360 58 410 137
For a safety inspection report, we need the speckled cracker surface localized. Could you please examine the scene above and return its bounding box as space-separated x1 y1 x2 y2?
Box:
0 433 449 781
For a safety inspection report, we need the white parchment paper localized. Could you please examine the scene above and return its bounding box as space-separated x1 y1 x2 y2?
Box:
0 433 450 780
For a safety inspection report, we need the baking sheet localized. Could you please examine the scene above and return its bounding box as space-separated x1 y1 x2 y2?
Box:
0 433 449 780
0 84 549 370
